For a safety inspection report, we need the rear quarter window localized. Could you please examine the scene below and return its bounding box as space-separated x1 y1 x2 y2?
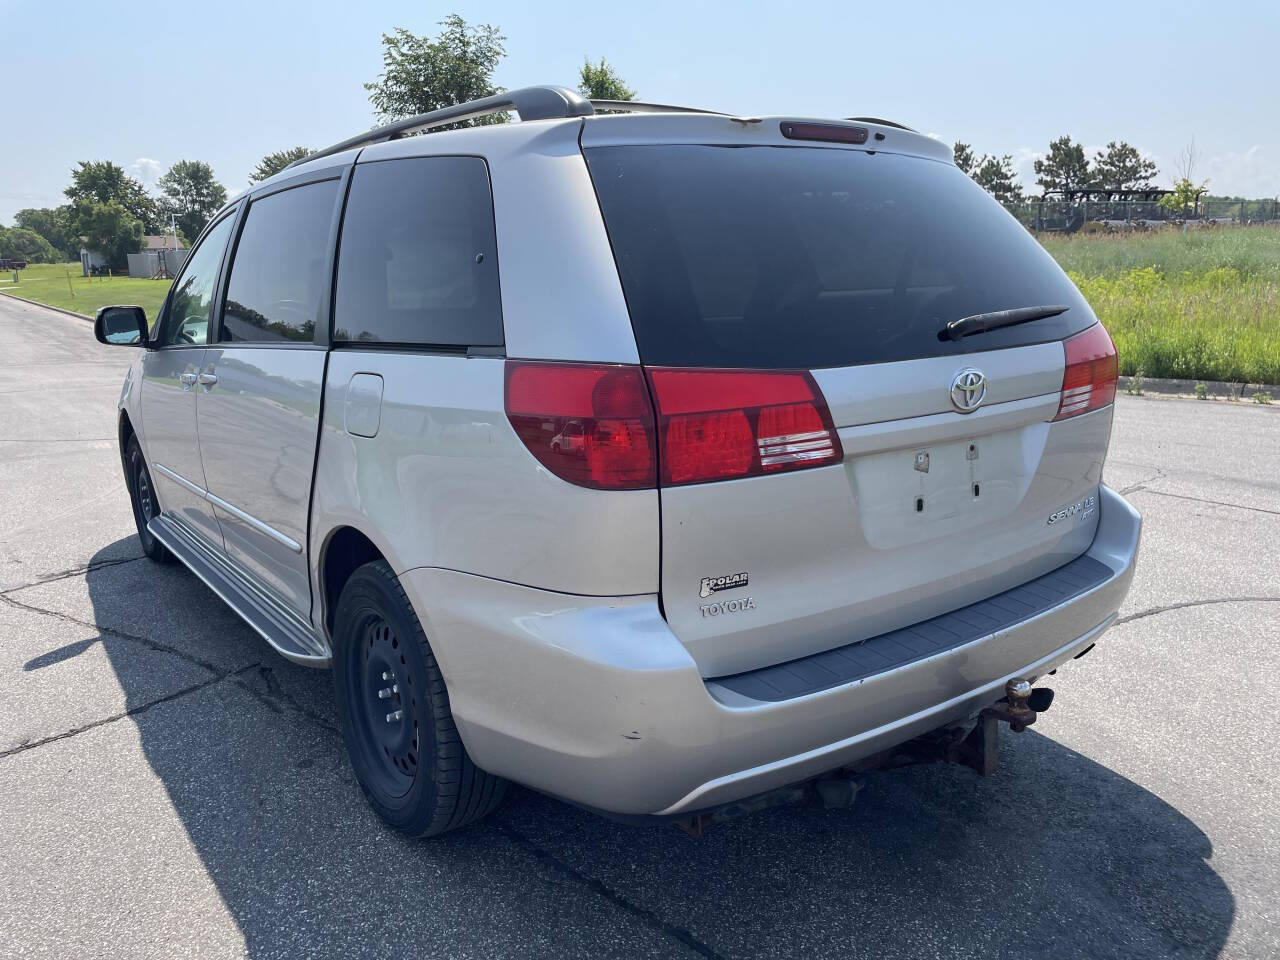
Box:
334 156 503 348
584 144 1095 369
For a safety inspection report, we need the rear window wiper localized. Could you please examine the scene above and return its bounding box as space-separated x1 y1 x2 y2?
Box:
938 305 1070 342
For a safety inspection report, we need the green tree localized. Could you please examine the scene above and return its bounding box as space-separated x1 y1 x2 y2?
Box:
1033 135 1091 194
1159 178 1208 217
14 206 76 258
578 57 635 101
365 14 507 124
250 146 314 183
953 141 977 176
72 201 143 269
0 225 58 263
1092 141 1158 189
64 160 159 232
972 154 1025 205
157 160 228 244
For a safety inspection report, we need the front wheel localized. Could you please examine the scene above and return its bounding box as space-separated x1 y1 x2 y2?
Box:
125 436 172 563
332 560 507 836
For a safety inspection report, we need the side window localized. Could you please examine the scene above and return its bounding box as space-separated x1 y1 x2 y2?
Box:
334 157 502 347
153 213 236 347
221 179 340 343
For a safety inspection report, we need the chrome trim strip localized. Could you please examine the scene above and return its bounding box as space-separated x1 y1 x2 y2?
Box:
759 448 835 467
758 438 834 456
756 429 829 446
152 463 303 554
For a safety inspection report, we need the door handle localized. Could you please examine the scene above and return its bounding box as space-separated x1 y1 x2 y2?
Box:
197 372 218 387
179 372 198 390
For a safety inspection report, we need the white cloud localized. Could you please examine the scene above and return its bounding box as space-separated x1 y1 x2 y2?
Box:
129 158 163 188
1199 145 1279 198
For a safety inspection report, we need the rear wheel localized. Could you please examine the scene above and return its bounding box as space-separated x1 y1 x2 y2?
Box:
332 560 507 836
125 436 172 563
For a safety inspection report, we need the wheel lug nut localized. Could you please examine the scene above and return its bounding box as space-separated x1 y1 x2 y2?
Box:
378 687 392 699
386 710 403 723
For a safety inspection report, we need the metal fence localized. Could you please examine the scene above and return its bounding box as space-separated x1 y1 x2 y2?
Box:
1005 198 1280 234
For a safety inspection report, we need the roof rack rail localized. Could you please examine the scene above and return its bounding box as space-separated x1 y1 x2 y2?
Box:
589 99 726 116
290 85 594 169
844 116 915 132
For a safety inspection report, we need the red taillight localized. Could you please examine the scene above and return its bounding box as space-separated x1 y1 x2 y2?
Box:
505 361 656 490
1056 323 1118 420
646 368 843 486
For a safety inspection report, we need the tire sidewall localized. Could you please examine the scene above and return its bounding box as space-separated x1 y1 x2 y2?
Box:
126 437 165 558
332 566 439 833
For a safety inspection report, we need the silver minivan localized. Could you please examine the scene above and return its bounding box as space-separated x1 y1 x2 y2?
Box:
94 86 1141 836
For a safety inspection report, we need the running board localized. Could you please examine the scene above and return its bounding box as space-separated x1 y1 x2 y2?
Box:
148 514 331 667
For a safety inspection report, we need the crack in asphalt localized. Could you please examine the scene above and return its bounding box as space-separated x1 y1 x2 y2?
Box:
1117 596 1280 625
1118 467 1166 496
1132 488 1280 517
0 591 225 676
0 663 261 760
0 555 146 596
493 820 726 960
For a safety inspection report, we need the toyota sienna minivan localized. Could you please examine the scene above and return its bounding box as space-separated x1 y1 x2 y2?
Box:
93 85 1141 836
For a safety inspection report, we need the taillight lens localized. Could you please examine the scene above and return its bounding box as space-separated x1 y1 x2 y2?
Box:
1055 323 1118 420
505 361 656 489
646 368 843 486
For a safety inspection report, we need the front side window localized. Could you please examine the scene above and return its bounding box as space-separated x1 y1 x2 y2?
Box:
154 213 236 347
334 157 503 347
221 179 340 343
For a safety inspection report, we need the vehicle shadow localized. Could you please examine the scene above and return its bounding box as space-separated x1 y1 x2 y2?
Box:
80 538 1234 960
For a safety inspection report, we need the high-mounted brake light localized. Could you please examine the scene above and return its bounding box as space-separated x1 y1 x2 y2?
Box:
505 361 655 490
1055 323 1118 420
779 121 869 145
646 368 843 486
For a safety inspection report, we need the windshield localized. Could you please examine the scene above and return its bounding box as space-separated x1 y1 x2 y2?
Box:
584 144 1094 368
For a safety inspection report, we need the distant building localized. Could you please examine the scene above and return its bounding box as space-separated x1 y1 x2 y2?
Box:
128 235 188 278
78 246 107 276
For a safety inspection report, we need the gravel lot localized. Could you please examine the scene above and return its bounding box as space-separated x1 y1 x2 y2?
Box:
1 293 1277 960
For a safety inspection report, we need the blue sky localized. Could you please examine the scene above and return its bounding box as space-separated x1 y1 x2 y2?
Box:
2 0 1277 223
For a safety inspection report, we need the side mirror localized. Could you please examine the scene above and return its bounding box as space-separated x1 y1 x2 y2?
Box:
94 305 148 346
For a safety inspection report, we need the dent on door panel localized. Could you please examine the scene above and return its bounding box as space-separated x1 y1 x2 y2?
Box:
195 346 326 615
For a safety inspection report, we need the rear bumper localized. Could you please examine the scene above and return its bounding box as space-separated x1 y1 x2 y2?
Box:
401 484 1141 817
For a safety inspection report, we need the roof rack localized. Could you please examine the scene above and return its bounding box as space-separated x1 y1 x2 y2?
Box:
291 85 594 168
589 99 726 116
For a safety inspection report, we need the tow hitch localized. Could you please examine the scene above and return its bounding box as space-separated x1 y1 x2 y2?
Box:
950 678 1054 776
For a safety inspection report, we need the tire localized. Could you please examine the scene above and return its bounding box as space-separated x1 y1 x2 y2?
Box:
125 435 173 563
332 560 507 837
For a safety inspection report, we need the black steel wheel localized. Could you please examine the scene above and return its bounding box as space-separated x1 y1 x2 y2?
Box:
332 560 507 836
125 435 172 563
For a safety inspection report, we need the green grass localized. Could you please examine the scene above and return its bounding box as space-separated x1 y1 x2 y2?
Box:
1040 227 1280 384
0 262 172 321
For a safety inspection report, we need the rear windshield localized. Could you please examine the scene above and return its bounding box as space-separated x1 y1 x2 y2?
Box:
584 145 1094 368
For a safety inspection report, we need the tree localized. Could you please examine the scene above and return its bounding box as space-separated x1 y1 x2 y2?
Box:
1159 138 1208 218
64 160 158 232
73 201 143 269
0 225 58 263
1034 136 1091 194
364 14 507 125
250 147 314 183
578 58 635 101
157 160 228 244
1092 141 1158 189
14 206 76 259
955 143 1024 204
971 154 1025 205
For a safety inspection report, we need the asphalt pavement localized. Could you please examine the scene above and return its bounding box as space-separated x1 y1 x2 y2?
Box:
1 292 1277 959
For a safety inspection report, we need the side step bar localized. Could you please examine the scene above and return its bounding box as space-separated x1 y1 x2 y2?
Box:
149 514 330 667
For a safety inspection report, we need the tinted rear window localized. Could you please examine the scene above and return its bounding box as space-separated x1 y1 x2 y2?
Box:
584 145 1093 368
334 156 503 347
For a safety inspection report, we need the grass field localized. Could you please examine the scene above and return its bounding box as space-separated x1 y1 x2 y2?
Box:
4 228 1278 384
1041 226 1280 384
0 262 172 321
